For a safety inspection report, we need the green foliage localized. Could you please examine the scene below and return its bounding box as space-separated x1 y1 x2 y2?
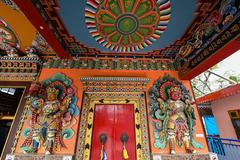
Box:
191 62 239 98
229 75 240 83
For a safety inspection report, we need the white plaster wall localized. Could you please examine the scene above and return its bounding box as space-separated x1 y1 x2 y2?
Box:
211 93 240 139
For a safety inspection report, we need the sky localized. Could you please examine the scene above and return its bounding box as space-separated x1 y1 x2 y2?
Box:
192 50 240 96
214 50 240 75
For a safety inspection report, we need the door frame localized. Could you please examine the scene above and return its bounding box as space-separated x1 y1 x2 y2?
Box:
76 77 151 160
0 82 31 160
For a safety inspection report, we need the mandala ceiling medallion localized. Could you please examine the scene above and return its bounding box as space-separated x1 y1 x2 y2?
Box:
85 0 171 52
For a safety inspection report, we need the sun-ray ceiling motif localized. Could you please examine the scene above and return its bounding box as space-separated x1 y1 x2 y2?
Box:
85 0 171 52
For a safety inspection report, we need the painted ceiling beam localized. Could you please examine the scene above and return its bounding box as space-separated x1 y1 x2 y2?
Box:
179 39 240 80
13 0 71 59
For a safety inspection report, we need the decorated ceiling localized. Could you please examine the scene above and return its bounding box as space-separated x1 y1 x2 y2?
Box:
85 0 171 52
1 0 240 78
59 0 196 54
16 0 238 57
0 1 56 56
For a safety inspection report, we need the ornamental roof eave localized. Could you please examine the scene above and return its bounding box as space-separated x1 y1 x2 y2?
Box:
196 84 240 104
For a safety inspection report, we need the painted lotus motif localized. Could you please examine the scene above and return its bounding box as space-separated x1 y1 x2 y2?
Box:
85 0 171 52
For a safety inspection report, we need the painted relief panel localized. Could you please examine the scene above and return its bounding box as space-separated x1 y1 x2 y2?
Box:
37 69 209 156
149 74 204 154
8 68 209 159
13 73 79 156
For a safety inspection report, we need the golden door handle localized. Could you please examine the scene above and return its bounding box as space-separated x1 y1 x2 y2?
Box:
120 133 129 159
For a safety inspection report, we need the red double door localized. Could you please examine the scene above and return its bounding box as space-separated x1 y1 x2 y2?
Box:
90 104 136 160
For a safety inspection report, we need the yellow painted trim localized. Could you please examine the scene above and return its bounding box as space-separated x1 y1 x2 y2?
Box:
83 94 143 160
0 116 14 120
0 86 27 88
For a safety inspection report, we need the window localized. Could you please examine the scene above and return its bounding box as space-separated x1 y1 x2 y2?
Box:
228 110 240 139
0 88 16 95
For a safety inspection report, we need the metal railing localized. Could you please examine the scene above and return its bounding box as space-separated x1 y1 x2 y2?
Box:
207 136 240 160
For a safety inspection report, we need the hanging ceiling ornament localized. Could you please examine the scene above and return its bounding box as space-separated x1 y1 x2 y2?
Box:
85 0 171 52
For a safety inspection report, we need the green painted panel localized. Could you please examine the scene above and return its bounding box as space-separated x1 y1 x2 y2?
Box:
138 27 153 36
135 1 151 17
106 0 122 16
98 13 115 24
118 17 137 33
140 14 158 25
123 0 136 12
131 33 142 43
109 32 121 43
121 36 130 45
101 26 116 35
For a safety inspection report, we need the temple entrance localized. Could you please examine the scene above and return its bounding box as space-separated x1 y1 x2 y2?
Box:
90 104 136 160
77 77 151 160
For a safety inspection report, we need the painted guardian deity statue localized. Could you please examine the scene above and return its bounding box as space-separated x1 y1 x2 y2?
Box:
21 73 79 155
149 74 203 154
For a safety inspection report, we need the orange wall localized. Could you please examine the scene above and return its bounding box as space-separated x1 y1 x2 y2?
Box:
15 68 209 154
0 2 36 50
211 94 240 139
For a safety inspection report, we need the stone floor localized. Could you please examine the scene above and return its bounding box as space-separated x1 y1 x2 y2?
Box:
5 154 73 160
6 153 218 160
152 153 218 160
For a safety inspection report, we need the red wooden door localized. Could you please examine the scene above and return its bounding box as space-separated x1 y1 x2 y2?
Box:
90 104 136 160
